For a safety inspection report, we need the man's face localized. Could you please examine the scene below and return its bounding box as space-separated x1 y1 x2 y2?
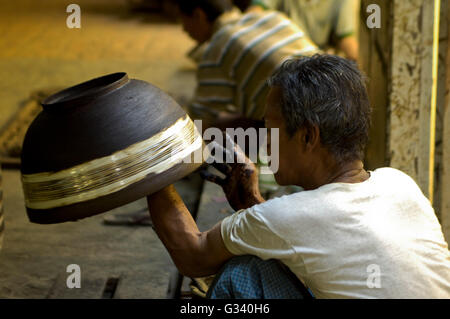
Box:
180 8 212 44
264 87 304 186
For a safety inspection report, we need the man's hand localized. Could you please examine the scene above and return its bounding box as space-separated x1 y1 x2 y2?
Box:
201 134 265 211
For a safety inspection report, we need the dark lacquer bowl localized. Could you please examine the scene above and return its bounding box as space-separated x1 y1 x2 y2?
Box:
21 72 205 224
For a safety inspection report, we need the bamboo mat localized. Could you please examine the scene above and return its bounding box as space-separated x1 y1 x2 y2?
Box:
0 88 60 168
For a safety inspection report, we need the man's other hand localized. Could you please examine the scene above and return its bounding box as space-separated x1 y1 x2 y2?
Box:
201 133 265 211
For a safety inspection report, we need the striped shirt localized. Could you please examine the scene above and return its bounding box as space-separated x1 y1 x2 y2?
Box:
190 8 319 121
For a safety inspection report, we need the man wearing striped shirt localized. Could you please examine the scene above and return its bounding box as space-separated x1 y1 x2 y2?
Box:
176 0 319 127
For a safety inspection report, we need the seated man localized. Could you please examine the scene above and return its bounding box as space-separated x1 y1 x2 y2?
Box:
176 0 319 129
147 54 450 298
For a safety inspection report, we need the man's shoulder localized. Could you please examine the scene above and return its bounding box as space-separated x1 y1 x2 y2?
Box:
201 10 292 64
210 9 296 44
252 167 424 214
252 187 332 217
370 167 422 190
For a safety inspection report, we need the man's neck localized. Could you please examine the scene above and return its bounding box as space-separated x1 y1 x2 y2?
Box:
299 158 369 190
326 160 370 185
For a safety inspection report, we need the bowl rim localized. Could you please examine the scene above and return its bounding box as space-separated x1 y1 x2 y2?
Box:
42 72 129 112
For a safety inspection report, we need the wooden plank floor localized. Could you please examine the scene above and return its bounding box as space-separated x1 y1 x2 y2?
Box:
0 169 203 299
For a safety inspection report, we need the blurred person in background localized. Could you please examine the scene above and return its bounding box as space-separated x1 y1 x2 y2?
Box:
248 0 360 62
176 0 319 129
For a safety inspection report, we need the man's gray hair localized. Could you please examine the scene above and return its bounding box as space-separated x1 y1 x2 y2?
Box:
268 54 371 164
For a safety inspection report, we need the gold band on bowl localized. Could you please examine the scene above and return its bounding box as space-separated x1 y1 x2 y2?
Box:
22 116 203 209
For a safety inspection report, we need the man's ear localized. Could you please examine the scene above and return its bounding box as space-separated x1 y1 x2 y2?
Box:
303 125 320 150
292 127 307 151
193 6 209 23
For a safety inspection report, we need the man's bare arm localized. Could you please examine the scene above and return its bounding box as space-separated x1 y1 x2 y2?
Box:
147 185 234 278
338 35 359 62
147 134 264 277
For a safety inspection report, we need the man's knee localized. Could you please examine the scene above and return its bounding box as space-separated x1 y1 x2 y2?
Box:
207 255 267 299
224 255 268 269
207 255 310 299
217 255 277 278
212 255 259 283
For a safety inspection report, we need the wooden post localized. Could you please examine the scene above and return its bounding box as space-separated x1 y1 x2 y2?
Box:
388 0 449 222
441 0 450 243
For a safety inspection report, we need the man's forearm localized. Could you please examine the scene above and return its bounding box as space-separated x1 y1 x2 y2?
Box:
338 35 359 62
146 185 202 275
146 185 234 277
